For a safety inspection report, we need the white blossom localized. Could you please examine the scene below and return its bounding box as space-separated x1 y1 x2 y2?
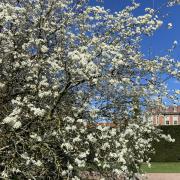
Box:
173 40 178 45
68 164 73 171
0 82 5 88
13 121 22 129
34 160 42 167
30 133 42 142
1 170 8 178
168 23 173 29
87 134 97 143
31 107 45 117
41 45 49 53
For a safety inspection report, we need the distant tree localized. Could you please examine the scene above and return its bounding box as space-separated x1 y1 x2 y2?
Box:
0 0 179 179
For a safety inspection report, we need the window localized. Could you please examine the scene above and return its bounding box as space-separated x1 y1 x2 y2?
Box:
164 116 169 125
155 116 158 125
173 116 178 125
174 107 178 112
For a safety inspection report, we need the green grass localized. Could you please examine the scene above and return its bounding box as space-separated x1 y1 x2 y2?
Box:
141 162 180 173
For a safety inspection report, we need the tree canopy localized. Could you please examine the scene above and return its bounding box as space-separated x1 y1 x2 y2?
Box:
0 0 179 179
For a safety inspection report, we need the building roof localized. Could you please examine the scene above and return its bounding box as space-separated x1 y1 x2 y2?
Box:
150 106 180 115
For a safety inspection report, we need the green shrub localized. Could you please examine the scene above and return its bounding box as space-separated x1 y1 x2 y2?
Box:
151 125 180 162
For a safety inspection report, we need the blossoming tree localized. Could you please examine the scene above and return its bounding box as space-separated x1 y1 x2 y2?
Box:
0 0 179 179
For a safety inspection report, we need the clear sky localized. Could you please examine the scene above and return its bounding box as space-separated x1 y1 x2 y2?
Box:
89 0 180 100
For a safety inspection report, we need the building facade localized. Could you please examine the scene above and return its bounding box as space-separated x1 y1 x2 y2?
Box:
151 106 180 126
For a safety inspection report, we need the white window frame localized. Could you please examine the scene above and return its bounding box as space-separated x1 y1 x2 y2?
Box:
174 107 178 112
164 115 169 125
155 116 158 125
173 115 178 125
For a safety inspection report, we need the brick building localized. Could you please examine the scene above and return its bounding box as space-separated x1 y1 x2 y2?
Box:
150 106 180 126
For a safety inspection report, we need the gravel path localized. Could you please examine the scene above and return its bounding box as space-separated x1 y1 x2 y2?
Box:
80 172 180 180
146 173 180 180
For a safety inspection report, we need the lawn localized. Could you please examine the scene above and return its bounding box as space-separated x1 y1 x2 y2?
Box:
141 162 180 173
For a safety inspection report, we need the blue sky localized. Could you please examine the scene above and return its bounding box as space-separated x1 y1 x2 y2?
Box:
89 0 180 95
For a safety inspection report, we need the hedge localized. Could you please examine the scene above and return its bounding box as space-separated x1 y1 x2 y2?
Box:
151 125 180 162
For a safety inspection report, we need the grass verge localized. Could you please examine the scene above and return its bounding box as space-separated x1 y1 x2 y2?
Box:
141 162 180 173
